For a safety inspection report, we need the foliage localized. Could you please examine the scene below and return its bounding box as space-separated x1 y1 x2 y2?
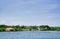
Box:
0 24 60 31
39 25 50 31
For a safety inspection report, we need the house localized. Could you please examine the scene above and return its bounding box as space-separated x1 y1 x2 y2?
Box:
5 28 15 31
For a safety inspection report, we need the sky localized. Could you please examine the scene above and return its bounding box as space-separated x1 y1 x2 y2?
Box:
0 0 60 26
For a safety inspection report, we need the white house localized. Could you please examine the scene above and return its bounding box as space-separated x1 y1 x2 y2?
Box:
5 28 15 31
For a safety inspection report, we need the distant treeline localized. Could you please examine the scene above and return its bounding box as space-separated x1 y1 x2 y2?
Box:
0 24 60 31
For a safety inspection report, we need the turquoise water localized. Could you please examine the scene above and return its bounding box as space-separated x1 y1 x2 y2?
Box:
0 31 60 39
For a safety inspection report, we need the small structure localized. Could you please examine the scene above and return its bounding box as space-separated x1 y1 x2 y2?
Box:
38 27 41 31
5 28 15 31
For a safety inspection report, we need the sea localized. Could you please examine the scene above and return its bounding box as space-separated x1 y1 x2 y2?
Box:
0 31 60 39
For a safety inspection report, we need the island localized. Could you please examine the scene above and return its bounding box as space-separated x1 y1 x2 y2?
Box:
0 24 60 32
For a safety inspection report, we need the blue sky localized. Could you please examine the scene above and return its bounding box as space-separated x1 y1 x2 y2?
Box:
0 0 60 26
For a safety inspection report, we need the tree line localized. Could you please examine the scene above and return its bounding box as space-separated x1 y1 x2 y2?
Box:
0 24 60 31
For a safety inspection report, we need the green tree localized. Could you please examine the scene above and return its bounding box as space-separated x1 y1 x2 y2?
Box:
39 25 50 31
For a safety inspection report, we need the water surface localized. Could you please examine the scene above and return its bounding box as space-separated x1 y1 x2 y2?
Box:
0 31 60 39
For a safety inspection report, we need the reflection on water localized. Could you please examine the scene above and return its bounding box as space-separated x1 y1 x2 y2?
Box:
0 31 60 39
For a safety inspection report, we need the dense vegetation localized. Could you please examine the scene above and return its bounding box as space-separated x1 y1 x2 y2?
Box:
0 24 60 31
